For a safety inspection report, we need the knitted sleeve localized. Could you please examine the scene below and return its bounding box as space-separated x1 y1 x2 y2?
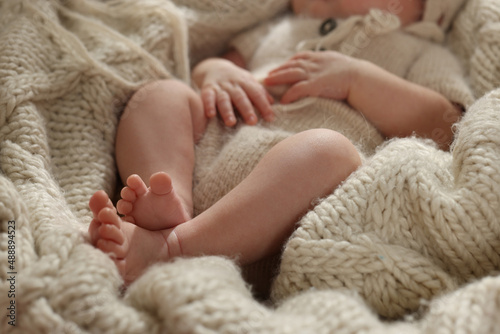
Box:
406 44 475 109
228 19 276 65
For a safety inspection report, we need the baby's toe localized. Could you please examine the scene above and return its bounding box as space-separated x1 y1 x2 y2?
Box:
97 207 120 228
98 223 125 245
96 239 128 259
122 215 136 224
126 174 148 196
89 190 112 217
149 172 173 195
121 187 137 202
117 199 133 216
88 218 101 245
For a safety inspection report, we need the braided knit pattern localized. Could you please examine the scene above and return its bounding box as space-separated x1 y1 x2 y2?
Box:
1 0 500 333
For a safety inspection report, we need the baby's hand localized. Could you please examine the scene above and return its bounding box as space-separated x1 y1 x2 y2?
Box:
192 58 275 127
264 51 358 104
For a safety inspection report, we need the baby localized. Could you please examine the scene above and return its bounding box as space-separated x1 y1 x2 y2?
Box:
88 0 469 285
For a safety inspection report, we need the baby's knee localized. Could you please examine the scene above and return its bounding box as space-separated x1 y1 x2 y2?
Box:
293 129 361 180
126 79 199 113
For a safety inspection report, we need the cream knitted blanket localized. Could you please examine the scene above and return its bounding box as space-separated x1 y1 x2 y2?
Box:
1 0 500 333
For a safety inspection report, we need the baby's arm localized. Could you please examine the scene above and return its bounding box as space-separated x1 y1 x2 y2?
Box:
192 54 274 127
346 58 461 150
265 51 462 150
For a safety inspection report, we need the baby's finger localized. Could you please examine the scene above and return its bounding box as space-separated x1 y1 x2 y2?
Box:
267 62 296 75
268 58 309 74
266 90 275 104
289 51 316 60
280 81 312 104
229 86 258 125
216 90 237 126
201 87 217 118
243 82 275 122
264 67 308 86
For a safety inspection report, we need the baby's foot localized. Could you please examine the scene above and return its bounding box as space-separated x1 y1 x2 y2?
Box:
117 172 191 231
88 190 181 285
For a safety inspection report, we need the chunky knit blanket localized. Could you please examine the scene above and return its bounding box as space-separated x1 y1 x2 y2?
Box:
1 0 500 333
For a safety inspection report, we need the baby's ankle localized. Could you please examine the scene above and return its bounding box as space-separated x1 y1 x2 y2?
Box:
165 229 183 258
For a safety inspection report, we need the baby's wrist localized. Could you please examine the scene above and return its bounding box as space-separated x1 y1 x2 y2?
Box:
347 59 375 100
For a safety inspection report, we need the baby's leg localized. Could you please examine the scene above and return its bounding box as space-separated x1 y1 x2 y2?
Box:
174 129 362 264
89 128 360 284
115 80 206 230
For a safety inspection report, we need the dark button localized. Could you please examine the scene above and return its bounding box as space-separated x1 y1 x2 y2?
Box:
319 18 337 36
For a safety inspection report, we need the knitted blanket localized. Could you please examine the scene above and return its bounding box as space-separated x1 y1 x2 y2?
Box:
1 0 500 333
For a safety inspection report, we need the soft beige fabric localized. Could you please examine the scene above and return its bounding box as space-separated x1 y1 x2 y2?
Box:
1 0 500 333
